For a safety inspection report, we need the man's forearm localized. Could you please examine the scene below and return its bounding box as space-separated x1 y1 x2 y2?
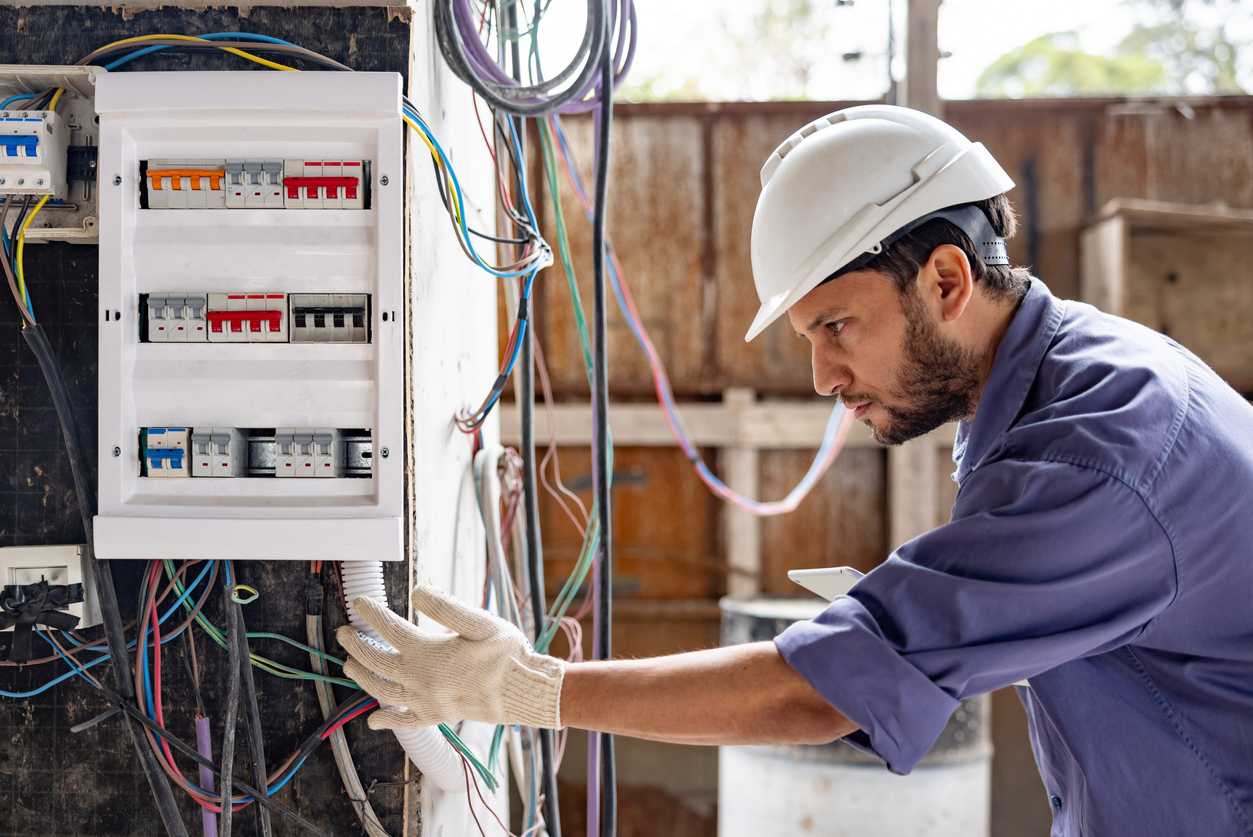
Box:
558 640 856 746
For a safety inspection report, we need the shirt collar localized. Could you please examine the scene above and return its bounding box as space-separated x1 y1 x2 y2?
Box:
953 279 1065 484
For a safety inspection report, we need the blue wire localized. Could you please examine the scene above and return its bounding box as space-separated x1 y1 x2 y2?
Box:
0 642 112 699
140 561 216 717
36 628 110 687
101 31 304 71
403 107 541 279
0 93 37 110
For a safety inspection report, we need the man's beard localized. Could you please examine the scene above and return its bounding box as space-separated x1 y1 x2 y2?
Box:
852 289 985 446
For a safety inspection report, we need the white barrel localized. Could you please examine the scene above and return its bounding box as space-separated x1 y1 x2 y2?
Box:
718 597 990 837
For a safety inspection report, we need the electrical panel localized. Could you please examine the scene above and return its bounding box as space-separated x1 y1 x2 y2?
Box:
94 72 404 562
0 65 103 243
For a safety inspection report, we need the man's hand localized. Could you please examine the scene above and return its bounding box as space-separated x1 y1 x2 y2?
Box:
336 585 565 731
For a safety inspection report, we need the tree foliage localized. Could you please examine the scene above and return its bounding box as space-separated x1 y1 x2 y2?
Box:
977 0 1250 97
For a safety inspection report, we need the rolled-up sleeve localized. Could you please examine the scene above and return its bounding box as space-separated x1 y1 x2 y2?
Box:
775 458 1178 774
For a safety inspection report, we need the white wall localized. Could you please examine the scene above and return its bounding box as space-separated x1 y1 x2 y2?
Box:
407 4 506 835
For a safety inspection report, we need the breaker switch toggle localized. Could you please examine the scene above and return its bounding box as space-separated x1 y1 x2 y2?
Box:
207 309 283 335
1 136 38 158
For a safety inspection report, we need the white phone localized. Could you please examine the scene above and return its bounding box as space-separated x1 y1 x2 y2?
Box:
787 566 865 601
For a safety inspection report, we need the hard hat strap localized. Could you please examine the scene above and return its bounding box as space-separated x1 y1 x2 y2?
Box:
820 204 1009 286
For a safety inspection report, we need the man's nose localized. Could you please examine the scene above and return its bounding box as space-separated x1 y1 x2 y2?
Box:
812 350 851 397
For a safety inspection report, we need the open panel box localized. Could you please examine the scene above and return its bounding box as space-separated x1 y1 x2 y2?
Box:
94 71 405 562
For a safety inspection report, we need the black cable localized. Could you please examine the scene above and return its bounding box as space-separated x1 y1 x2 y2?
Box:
219 577 241 837
229 570 273 837
87 680 337 837
20 323 191 837
501 1 562 829
9 195 33 256
591 5 617 834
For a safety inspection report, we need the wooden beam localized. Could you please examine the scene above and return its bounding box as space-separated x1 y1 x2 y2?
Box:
500 400 955 450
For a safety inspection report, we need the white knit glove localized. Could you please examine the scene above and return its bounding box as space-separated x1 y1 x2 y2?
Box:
337 584 565 731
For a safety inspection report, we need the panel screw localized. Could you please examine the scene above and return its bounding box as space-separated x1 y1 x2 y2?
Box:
112 446 121 457
380 447 390 458
16 178 24 186
380 175 389 186
0 179 5 186
113 175 121 186
36 179 44 186
40 112 47 119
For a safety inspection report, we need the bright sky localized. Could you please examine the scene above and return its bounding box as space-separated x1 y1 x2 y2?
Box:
531 0 1251 101
622 0 1136 101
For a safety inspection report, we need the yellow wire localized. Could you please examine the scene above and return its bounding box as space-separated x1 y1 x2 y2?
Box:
83 34 297 72
15 195 50 320
48 88 64 111
404 113 466 225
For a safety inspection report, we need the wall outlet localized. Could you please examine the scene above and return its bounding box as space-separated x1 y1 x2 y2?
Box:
0 544 101 630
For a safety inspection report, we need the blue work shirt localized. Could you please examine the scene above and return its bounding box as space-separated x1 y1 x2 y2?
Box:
776 279 1253 836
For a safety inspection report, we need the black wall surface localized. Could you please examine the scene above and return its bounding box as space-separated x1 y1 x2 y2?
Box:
0 8 415 835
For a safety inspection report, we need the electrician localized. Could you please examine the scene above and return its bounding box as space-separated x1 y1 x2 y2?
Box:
339 106 1253 836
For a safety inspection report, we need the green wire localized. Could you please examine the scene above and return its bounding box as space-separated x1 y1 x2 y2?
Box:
162 560 356 687
162 562 499 786
440 721 499 792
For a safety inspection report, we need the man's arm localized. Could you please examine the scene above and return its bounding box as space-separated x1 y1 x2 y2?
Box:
339 587 854 744
560 640 856 746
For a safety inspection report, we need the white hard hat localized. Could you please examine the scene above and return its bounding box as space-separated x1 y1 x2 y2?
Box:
744 105 1015 342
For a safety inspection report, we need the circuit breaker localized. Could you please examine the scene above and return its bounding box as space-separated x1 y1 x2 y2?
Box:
0 65 103 243
94 72 404 562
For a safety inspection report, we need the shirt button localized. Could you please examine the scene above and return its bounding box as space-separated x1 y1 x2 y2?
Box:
1050 794 1063 812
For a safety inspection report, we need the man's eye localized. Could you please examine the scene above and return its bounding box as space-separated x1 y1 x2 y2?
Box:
827 320 846 336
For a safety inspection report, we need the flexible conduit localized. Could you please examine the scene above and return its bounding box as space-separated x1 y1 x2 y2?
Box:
340 562 467 793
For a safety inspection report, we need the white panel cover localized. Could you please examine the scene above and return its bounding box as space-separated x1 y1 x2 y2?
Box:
95 71 404 561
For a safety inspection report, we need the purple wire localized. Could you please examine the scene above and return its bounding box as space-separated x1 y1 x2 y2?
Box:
557 0 638 114
450 0 637 113
196 715 217 837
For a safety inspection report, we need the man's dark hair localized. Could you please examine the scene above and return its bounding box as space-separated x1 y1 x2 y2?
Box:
862 193 1031 302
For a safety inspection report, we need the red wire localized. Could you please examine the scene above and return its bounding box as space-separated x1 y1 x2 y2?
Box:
321 699 378 739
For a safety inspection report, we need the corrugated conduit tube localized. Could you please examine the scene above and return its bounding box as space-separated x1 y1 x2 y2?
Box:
341 561 467 793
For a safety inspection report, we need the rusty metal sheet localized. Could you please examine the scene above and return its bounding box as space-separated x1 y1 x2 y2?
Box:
533 114 707 395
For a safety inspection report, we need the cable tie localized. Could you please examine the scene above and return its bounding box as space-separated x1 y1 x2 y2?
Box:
491 374 508 391
70 703 122 733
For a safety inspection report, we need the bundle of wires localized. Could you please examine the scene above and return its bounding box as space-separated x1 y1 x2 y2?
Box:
435 0 637 116
1 190 53 326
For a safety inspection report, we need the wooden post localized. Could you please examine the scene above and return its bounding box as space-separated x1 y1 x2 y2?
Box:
889 0 944 550
1079 214 1127 316
888 440 938 549
903 0 943 117
723 388 762 596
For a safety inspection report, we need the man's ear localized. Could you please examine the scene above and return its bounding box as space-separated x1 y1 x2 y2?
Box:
921 244 974 323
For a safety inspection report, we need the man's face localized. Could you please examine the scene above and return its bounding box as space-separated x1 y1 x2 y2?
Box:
787 269 984 445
